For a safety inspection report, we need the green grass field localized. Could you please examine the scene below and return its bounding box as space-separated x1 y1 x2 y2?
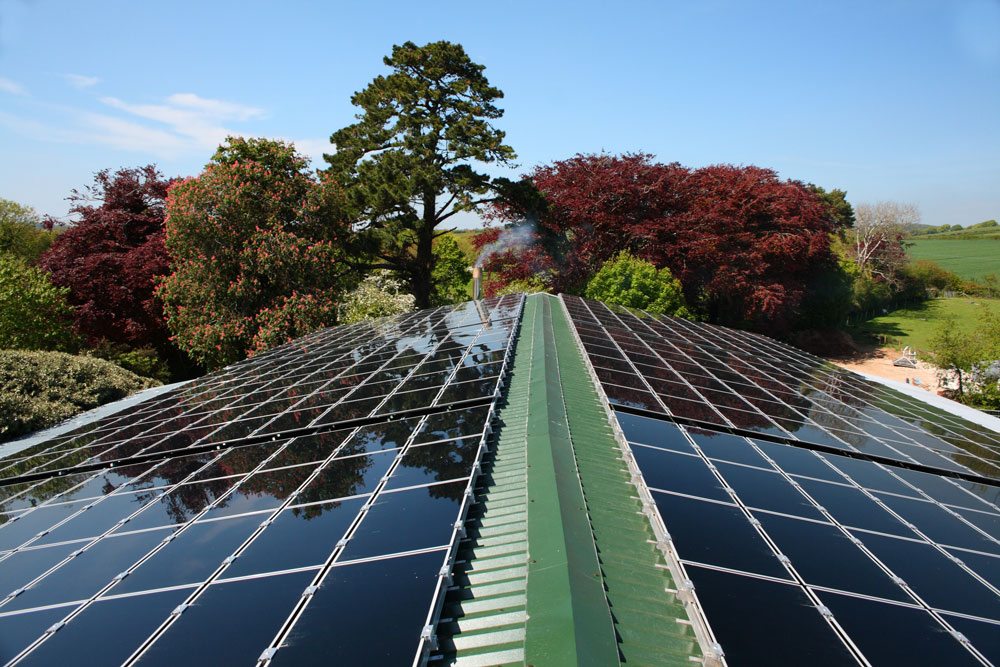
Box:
852 296 1000 354
908 239 1000 281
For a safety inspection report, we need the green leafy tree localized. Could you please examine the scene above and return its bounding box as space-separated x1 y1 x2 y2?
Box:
0 255 77 351
0 198 57 262
585 251 691 317
431 235 472 305
158 137 352 369
325 40 516 308
806 185 855 231
931 314 981 397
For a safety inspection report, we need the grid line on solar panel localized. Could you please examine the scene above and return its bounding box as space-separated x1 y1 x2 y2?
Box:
617 417 999 663
0 299 512 479
0 296 520 657
562 295 1000 482
118 418 482 665
5 414 476 664
0 310 511 488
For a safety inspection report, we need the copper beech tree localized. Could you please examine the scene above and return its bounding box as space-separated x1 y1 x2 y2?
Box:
37 166 175 351
158 138 353 369
478 153 839 333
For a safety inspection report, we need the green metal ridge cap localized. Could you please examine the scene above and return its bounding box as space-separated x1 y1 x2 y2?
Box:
522 293 620 666
555 294 724 667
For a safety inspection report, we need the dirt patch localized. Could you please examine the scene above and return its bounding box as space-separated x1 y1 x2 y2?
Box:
828 346 941 392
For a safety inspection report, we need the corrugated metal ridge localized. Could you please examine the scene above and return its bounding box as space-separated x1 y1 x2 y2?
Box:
552 295 708 666
430 297 535 666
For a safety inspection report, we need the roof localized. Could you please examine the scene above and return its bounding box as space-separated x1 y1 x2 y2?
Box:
1 293 999 666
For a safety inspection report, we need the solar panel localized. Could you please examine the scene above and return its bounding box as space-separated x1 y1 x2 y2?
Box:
0 295 523 665
562 294 1000 666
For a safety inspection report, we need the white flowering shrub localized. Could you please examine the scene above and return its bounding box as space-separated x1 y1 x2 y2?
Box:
339 271 416 324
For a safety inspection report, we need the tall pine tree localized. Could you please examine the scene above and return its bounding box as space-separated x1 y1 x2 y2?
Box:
325 41 516 307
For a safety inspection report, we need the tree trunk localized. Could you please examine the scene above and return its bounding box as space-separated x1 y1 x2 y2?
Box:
413 191 436 309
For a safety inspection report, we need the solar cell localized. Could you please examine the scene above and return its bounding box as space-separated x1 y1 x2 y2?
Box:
0 294 523 665
561 294 1000 664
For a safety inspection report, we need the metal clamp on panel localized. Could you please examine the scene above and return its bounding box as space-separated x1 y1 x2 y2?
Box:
302 585 319 598
703 642 725 667
420 624 439 652
677 578 696 604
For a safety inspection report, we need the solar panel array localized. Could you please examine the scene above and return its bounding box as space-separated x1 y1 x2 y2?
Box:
562 295 1000 666
0 295 522 666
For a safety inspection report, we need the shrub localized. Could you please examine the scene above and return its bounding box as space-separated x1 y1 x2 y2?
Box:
0 350 158 442
86 340 173 384
585 251 691 317
338 271 416 324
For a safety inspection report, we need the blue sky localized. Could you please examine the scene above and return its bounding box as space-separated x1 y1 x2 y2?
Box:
1 0 998 229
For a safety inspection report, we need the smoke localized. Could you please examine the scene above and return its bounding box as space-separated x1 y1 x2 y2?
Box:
475 214 538 269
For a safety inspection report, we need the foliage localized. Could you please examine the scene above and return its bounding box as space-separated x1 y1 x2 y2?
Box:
806 185 855 231
481 153 838 333
585 251 690 317
905 260 963 294
794 258 855 329
0 254 77 351
445 229 481 263
492 277 549 296
0 198 57 262
35 166 175 351
86 340 172 384
325 40 516 308
850 201 919 287
0 349 157 442
338 270 415 324
931 307 1000 402
431 235 472 305
159 137 353 369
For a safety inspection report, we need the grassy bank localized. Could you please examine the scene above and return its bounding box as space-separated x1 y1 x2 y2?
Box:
908 239 1000 282
850 296 1000 355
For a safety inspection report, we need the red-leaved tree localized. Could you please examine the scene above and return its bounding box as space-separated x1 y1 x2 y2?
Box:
37 165 175 350
478 154 837 332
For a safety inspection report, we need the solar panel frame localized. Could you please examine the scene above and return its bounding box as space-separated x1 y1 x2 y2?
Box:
0 294 524 666
560 294 1000 666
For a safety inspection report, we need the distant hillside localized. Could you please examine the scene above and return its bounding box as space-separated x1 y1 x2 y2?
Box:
908 219 1000 240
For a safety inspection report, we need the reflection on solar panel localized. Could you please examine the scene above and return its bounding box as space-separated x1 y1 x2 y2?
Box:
4 291 999 666
0 295 523 665
563 295 1000 665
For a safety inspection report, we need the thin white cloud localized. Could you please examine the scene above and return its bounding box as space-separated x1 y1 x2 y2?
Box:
64 74 99 89
99 93 264 151
166 93 264 121
0 77 28 96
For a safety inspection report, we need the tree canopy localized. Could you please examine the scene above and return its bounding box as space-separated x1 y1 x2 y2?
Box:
36 166 174 351
159 137 352 368
325 40 515 308
479 153 837 332
0 198 57 262
0 254 77 352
